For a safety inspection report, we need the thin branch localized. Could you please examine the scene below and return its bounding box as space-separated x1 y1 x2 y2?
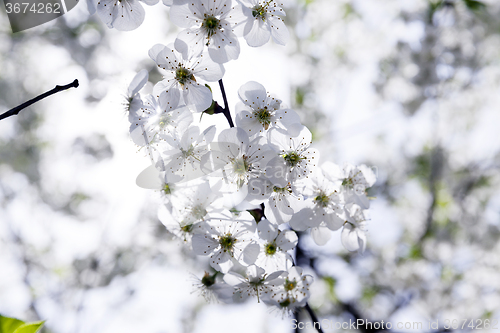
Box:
218 79 234 128
304 303 325 333
0 79 79 121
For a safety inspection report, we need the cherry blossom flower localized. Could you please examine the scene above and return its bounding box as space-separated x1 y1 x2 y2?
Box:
125 69 148 114
265 126 319 188
191 271 235 303
341 203 369 253
159 124 216 180
325 162 377 209
235 81 301 138
192 211 259 273
170 0 242 63
254 218 297 272
129 96 193 147
202 127 275 194
268 266 313 313
237 0 289 47
288 167 345 244
224 264 285 302
166 181 222 225
263 182 302 225
149 43 224 112
158 203 206 243
97 0 158 31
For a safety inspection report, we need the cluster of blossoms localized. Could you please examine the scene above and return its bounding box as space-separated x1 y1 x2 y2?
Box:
115 0 376 314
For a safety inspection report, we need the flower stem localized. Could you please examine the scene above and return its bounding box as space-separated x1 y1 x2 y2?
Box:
218 79 234 128
0 79 79 121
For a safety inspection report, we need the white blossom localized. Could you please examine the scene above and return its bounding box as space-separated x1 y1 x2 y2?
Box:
149 43 224 112
325 162 377 209
192 211 259 273
341 203 369 253
254 218 296 272
237 0 289 47
203 127 275 195
159 124 216 180
268 266 313 313
290 166 345 235
129 96 193 147
265 126 319 189
235 81 301 138
223 265 284 302
97 0 158 31
170 0 242 63
191 271 235 303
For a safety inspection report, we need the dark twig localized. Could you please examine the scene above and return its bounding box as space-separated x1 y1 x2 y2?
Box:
0 79 79 121
218 79 234 128
304 303 325 333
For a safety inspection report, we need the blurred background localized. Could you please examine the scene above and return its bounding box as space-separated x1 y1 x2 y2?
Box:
1 0 500 332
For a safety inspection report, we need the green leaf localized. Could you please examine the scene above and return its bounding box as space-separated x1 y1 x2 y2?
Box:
463 0 486 11
0 315 25 333
13 321 45 333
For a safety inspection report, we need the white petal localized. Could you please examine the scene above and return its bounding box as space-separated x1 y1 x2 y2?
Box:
324 211 344 231
175 28 206 59
288 207 314 231
257 218 278 241
265 156 288 187
275 108 302 136
238 81 267 106
110 0 145 31
235 109 262 137
265 199 292 225
224 272 245 286
169 2 202 28
208 31 240 63
127 69 149 97
276 230 298 251
183 83 213 112
136 165 162 189
269 16 289 45
239 242 260 265
192 55 225 82
311 226 331 246
192 234 219 255
244 18 271 47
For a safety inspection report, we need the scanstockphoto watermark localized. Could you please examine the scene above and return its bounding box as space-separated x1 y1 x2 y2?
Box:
290 318 500 331
291 318 393 331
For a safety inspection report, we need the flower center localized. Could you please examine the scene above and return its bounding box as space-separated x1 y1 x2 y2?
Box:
180 224 193 233
219 234 235 251
254 108 272 129
342 177 353 187
232 155 250 175
203 15 220 38
252 4 267 20
284 278 297 291
180 144 195 158
175 66 194 85
279 298 291 308
162 183 172 195
273 185 292 194
158 114 170 128
265 241 277 255
314 192 329 208
283 151 303 167
201 271 216 287
191 204 207 220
